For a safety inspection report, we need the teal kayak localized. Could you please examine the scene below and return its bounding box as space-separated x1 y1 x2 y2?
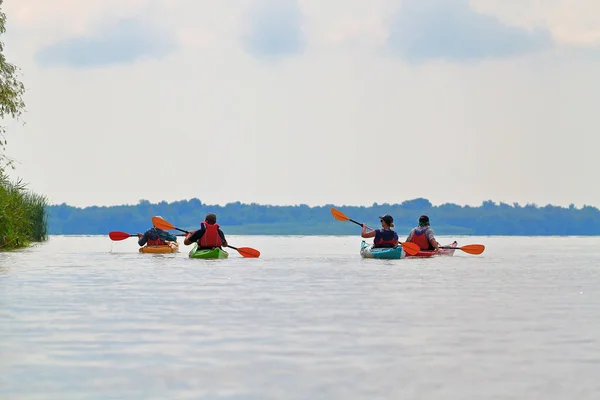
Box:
360 241 405 259
189 243 229 259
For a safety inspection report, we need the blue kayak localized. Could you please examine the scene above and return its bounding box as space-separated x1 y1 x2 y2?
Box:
360 241 405 259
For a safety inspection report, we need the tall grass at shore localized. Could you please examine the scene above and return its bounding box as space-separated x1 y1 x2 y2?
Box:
0 170 47 249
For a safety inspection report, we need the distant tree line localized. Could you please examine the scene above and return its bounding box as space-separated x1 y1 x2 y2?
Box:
46 198 600 236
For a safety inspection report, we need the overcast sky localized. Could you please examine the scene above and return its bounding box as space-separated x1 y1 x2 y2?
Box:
3 0 599 208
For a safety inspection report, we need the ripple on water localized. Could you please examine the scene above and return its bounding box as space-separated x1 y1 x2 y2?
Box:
1 235 600 399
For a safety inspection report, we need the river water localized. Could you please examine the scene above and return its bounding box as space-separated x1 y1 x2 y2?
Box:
1 235 599 399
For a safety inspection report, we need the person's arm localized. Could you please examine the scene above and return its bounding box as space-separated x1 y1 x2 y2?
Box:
393 232 399 246
218 229 227 247
427 229 439 250
137 232 147 246
405 229 413 243
361 224 376 238
184 227 204 246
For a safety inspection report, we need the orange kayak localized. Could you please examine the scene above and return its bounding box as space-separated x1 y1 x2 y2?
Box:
139 241 179 254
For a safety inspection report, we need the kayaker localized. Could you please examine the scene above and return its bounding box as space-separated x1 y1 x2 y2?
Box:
361 214 399 248
405 215 439 251
137 220 178 247
184 213 228 249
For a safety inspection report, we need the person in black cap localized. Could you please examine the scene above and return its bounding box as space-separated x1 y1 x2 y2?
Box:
405 215 439 251
361 214 399 248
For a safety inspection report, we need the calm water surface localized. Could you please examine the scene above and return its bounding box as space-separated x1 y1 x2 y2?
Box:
1 235 599 399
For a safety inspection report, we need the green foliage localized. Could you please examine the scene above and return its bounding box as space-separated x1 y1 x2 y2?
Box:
0 1 47 249
46 198 600 236
0 171 48 249
0 0 27 168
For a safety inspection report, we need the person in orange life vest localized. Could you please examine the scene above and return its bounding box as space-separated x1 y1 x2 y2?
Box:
406 215 439 251
183 213 228 249
361 214 399 248
137 218 177 247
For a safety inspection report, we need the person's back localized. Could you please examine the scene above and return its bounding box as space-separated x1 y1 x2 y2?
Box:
184 213 228 249
406 215 438 251
362 214 399 248
373 227 398 248
138 226 177 247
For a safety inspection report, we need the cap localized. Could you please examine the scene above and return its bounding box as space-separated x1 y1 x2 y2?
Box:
419 215 430 224
379 214 394 227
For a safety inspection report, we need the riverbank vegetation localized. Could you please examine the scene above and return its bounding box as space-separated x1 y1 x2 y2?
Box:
0 172 48 249
0 0 48 249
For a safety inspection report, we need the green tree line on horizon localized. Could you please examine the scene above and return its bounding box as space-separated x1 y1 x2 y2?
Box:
46 197 600 236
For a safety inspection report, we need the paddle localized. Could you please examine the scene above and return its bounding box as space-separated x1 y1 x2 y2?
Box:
109 231 136 241
330 208 420 256
109 231 185 241
440 244 485 255
151 216 260 258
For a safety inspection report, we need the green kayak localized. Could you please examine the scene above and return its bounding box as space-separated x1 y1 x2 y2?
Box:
188 243 229 259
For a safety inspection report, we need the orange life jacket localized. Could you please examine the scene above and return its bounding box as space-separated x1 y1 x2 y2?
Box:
199 221 222 248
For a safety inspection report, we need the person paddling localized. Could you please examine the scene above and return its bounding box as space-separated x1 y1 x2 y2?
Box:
406 215 439 251
184 213 228 249
361 214 399 248
137 218 178 247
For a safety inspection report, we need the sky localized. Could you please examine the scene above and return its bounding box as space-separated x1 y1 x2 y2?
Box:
2 0 599 208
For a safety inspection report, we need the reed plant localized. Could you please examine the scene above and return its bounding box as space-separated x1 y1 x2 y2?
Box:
0 169 47 249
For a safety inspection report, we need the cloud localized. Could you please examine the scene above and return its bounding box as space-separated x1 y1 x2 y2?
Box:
35 17 177 68
387 0 554 62
240 0 305 59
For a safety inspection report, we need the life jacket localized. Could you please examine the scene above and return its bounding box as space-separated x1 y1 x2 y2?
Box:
373 228 397 248
410 227 434 250
199 221 222 248
146 228 167 246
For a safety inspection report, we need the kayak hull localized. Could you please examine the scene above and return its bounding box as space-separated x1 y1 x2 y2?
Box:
139 241 179 254
407 241 458 258
189 243 229 259
360 241 405 259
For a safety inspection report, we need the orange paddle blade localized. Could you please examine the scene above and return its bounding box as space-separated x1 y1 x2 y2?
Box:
152 216 174 231
401 242 420 256
109 231 131 241
330 208 350 221
236 247 261 258
459 244 485 255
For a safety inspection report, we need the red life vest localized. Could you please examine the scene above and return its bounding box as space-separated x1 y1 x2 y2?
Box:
147 238 166 246
410 227 433 250
199 221 222 248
